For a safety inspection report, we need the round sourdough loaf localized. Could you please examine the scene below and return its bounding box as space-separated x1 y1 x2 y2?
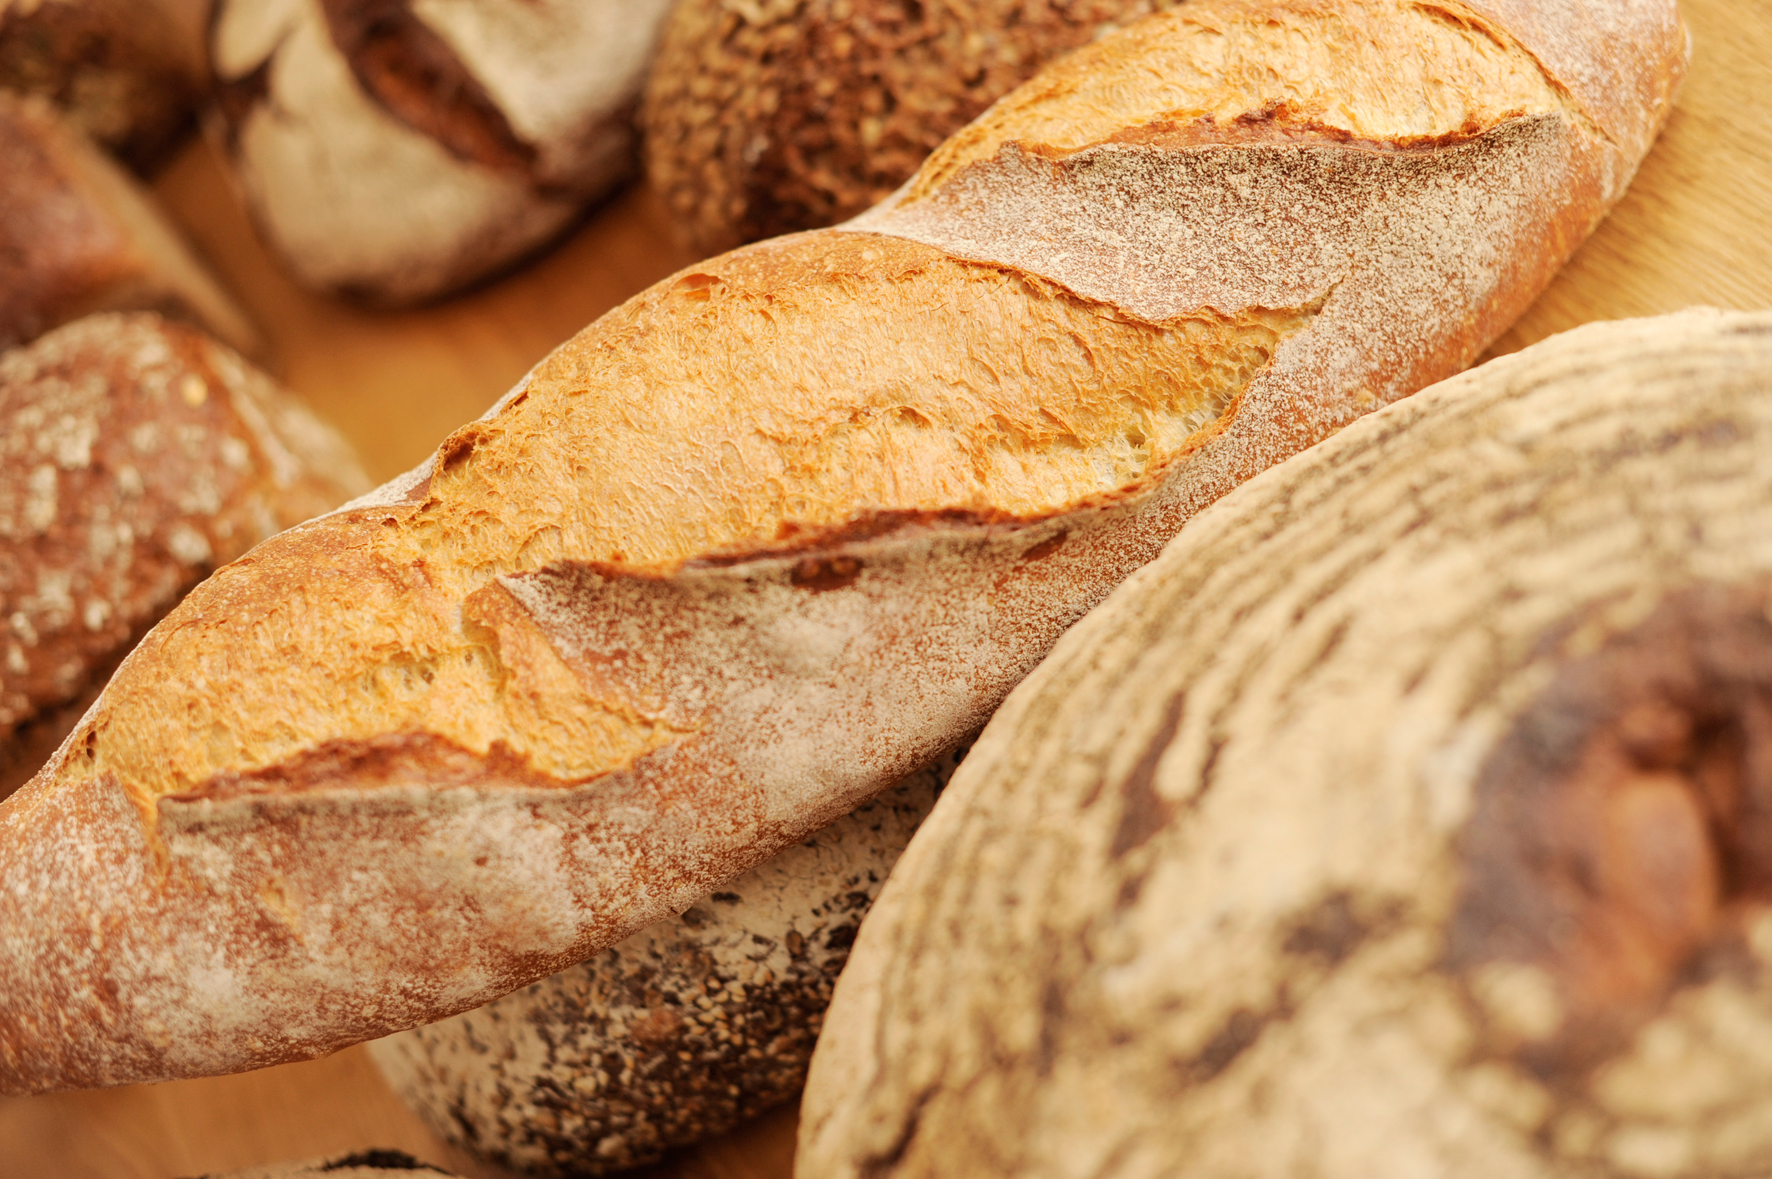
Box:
0 91 260 354
371 760 947 1175
209 0 673 304
0 0 1685 1094
799 310 1772 1179
0 313 370 797
641 0 1181 256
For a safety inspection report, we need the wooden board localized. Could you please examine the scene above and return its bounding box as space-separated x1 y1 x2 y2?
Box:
3 0 1769 1174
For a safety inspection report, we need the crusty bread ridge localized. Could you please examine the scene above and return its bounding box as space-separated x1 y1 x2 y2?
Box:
0 0 1685 1093
796 309 1772 1179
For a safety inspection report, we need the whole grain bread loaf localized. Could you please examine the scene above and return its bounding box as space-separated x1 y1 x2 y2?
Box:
209 0 673 304
0 313 370 797
0 0 1685 1095
0 91 260 354
641 0 1181 256
799 309 1772 1179
372 760 947 1175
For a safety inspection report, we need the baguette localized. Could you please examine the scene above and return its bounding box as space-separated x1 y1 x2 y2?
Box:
0 0 1685 1094
797 309 1772 1179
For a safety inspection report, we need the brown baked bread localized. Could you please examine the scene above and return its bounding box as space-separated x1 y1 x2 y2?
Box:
0 0 1683 1095
0 0 207 172
371 758 947 1175
641 0 1181 256
0 313 371 797
209 0 674 304
0 91 260 353
798 309 1772 1179
184 1151 460 1178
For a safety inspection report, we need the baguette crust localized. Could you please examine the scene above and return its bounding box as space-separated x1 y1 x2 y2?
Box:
0 0 1684 1093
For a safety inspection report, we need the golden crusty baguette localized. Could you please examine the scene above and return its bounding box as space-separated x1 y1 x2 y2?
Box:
0 0 1684 1094
798 309 1772 1179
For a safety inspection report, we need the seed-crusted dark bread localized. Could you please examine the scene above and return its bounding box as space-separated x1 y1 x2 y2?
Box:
0 0 206 173
0 92 260 354
641 0 1183 256
208 0 673 304
0 313 370 792
798 309 1772 1179
0 0 1684 1094
372 761 947 1175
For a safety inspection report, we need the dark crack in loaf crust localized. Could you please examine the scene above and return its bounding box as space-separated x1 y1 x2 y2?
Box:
799 310 1772 1179
0 0 206 172
0 313 369 799
0 0 1683 1095
0 92 259 353
208 0 673 304
371 761 947 1175
642 0 1181 256
184 1150 458 1178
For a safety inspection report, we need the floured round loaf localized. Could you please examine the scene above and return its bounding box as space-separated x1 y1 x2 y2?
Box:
798 309 1772 1179
641 0 1180 256
0 91 260 353
0 0 207 173
371 758 947 1175
182 1151 460 1178
0 0 1684 1095
209 0 673 304
0 313 370 799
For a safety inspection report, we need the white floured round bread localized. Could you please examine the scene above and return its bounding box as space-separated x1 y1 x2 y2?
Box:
0 312 370 798
798 309 1772 1179
371 759 948 1175
209 0 673 304
184 1150 460 1178
0 0 1684 1095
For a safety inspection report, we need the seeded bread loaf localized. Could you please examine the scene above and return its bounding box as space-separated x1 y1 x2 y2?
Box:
0 92 260 354
0 0 1684 1094
209 0 673 304
798 309 1772 1179
371 760 946 1175
0 313 371 798
641 0 1181 256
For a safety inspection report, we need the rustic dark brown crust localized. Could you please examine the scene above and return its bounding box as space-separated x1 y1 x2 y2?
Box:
641 0 1178 255
316 0 535 175
1452 579 1772 1075
0 0 204 173
0 313 368 787
0 92 259 353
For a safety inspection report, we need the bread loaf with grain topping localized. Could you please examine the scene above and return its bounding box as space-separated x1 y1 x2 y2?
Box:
0 0 1685 1094
797 309 1772 1179
0 313 370 799
371 760 946 1175
642 0 1183 256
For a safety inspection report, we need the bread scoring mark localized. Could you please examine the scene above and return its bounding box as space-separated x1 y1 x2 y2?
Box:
899 0 1571 204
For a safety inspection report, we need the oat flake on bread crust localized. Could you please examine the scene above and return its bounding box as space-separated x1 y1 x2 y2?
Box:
0 0 1685 1094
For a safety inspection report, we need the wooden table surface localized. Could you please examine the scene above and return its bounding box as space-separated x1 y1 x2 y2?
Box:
4 0 1770 1174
